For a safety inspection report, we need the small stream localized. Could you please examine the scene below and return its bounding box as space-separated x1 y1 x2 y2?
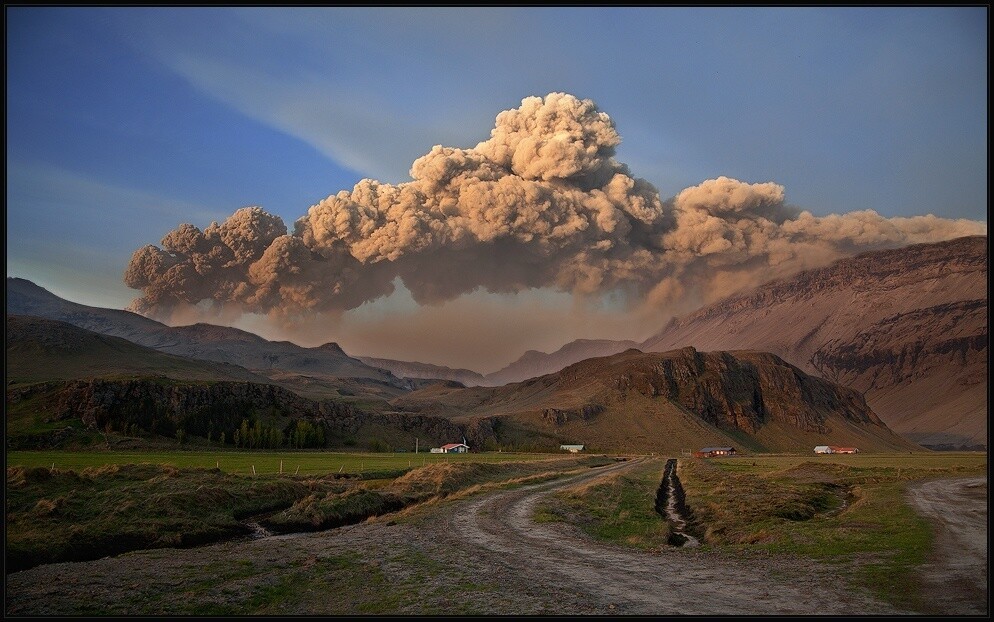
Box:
655 459 699 548
244 521 273 539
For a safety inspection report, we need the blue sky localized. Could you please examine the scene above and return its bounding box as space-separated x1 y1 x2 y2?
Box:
5 7 988 370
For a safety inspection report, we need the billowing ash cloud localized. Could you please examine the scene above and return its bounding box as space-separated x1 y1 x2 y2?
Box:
125 92 986 321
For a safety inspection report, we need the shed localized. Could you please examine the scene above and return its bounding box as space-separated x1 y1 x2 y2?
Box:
814 446 833 454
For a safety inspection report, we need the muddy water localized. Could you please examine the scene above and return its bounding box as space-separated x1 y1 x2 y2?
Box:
245 521 273 539
655 458 699 547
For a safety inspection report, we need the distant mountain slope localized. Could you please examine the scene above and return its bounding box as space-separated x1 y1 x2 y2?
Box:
393 347 917 454
356 356 485 386
483 338 640 386
6 315 269 386
6 278 400 386
640 236 988 449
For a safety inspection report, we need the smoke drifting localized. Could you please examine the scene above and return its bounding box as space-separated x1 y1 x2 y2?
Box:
125 92 986 323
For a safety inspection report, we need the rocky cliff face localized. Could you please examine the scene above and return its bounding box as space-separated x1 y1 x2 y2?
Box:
7 378 495 451
640 236 988 448
590 348 880 435
811 299 987 391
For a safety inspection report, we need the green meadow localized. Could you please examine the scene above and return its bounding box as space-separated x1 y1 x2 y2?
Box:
6 449 565 477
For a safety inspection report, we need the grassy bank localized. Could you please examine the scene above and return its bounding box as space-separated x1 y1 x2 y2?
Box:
5 464 321 573
6 454 614 572
535 457 672 549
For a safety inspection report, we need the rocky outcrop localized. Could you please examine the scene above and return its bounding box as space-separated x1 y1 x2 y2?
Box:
49 379 332 435
608 348 878 435
542 404 604 426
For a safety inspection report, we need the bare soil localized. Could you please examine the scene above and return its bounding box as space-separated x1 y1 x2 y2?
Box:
5 460 986 615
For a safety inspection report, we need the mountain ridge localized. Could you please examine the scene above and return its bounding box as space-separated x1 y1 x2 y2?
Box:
6 278 403 391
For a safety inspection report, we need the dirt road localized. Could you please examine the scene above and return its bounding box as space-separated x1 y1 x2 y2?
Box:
906 476 988 615
6 460 983 615
446 458 901 614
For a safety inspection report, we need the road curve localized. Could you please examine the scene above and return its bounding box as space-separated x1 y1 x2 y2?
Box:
444 458 904 615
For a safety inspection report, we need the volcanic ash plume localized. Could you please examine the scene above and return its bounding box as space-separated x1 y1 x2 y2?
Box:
125 92 987 321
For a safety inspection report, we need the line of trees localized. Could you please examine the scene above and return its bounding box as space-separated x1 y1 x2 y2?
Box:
108 410 328 450
198 418 326 449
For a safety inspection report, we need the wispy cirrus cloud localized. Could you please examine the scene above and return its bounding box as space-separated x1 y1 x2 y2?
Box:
162 54 458 183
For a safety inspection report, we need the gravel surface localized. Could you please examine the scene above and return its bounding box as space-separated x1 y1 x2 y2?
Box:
905 475 988 615
6 460 985 616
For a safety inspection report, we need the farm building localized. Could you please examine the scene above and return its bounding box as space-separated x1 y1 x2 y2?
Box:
814 446 860 454
437 442 469 454
830 446 858 454
694 447 736 458
560 444 585 453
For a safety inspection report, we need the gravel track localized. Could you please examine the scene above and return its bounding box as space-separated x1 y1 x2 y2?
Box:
905 476 988 615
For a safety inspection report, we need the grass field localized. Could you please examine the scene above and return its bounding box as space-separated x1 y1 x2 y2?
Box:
703 452 988 471
6 449 571 477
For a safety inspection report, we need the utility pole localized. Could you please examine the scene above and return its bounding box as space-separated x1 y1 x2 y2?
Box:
415 437 419 454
